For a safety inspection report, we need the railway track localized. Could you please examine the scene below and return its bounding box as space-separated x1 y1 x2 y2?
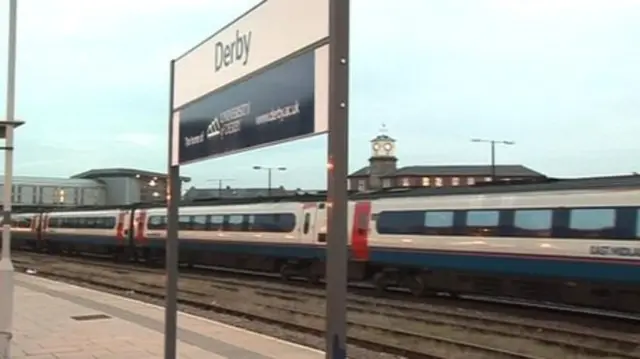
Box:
12 260 528 359
13 251 640 359
15 249 640 325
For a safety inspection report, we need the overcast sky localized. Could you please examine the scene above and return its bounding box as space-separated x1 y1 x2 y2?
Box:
0 0 638 189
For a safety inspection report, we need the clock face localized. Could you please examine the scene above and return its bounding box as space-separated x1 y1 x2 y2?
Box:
383 143 392 151
372 143 380 151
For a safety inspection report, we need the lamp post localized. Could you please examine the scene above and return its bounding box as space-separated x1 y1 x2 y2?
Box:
252 166 286 196
0 0 25 358
206 178 234 198
471 138 515 181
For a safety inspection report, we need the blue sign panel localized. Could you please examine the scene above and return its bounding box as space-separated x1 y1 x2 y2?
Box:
178 50 315 165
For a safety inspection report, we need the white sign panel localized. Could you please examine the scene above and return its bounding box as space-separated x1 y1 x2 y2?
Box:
173 0 329 109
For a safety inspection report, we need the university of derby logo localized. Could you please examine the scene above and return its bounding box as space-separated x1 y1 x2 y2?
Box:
206 117 222 139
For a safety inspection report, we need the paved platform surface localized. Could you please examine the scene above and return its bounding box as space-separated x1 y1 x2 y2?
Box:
9 273 326 359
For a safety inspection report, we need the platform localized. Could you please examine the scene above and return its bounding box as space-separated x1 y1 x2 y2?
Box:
9 273 325 359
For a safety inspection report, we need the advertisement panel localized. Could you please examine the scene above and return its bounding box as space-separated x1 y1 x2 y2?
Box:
178 49 316 165
173 0 329 109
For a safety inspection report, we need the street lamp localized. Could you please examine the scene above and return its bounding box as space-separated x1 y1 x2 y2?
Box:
206 178 234 197
470 138 515 181
252 166 286 196
0 0 22 357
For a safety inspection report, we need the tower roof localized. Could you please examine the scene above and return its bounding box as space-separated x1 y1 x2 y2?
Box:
371 134 396 142
371 123 395 142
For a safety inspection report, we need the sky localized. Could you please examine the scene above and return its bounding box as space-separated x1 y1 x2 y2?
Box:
0 0 638 190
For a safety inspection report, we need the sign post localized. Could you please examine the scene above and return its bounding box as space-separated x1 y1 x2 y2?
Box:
164 1 348 358
326 1 350 357
0 0 25 358
163 59 181 359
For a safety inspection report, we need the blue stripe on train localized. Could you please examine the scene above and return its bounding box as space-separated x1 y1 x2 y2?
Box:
42 234 640 283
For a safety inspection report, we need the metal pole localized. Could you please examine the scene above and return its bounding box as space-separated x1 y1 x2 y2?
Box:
490 140 496 181
164 59 180 359
326 0 350 357
0 0 18 357
218 180 222 197
267 169 272 196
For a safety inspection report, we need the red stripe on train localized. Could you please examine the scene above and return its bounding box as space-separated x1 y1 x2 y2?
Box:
351 201 371 261
135 210 147 243
302 203 317 210
116 212 126 241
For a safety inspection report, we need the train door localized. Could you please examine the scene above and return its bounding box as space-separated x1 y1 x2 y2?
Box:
116 211 127 244
301 203 326 243
350 201 372 261
125 209 136 248
39 213 49 252
134 209 147 247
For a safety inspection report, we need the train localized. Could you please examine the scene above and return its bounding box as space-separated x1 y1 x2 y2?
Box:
5 175 640 313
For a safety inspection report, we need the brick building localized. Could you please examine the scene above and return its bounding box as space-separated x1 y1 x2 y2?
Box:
348 132 544 192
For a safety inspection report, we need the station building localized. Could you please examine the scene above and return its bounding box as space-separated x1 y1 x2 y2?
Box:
348 132 545 192
0 168 191 210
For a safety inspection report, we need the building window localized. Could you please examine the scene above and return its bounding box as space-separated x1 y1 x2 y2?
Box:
421 177 430 187
451 177 460 186
14 186 22 204
347 180 351 191
382 178 392 188
57 188 65 204
401 177 411 187
434 177 443 187
467 177 475 186
357 180 366 191
484 177 493 182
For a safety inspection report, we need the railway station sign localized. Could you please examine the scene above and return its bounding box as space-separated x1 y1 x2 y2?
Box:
171 0 330 165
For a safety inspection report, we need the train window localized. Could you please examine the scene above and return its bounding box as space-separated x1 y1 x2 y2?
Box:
465 210 500 236
513 209 552 237
569 208 616 238
248 213 296 232
60 218 72 228
12 217 31 228
424 211 454 234
86 217 97 228
178 216 192 231
148 215 166 230
225 215 244 231
275 213 296 232
252 214 273 232
209 215 224 231
192 215 207 230
303 213 311 234
105 217 116 228
376 211 424 235
636 210 640 238
48 217 59 228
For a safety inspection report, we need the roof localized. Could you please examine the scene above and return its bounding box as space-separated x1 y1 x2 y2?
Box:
183 187 325 201
371 134 396 142
19 175 640 212
71 168 191 182
348 164 544 178
0 176 102 187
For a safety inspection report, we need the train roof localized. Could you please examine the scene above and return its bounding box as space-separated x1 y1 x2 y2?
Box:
14 175 640 213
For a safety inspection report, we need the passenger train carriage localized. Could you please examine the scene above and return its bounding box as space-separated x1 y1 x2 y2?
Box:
6 175 640 312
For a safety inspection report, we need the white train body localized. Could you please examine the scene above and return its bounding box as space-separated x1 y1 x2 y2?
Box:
7 176 640 311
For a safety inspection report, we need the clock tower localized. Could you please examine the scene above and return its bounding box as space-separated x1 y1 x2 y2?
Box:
368 125 398 189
